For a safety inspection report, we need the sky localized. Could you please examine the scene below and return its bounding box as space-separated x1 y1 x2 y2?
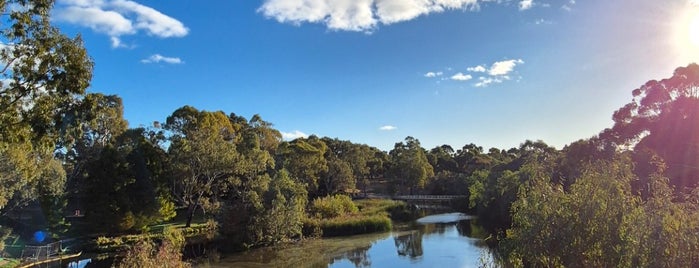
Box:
50 0 699 151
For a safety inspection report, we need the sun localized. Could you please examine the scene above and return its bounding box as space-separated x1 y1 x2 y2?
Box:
674 8 699 62
689 14 699 47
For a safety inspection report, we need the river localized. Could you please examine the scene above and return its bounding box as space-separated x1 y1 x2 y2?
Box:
196 212 496 268
51 212 494 267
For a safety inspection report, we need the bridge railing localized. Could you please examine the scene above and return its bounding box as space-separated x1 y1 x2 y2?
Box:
392 195 467 201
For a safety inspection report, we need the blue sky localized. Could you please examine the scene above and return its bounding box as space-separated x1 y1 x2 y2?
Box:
51 0 699 151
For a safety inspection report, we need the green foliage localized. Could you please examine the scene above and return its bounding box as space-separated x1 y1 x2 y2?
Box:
158 196 177 222
318 215 392 237
605 63 699 190
0 227 10 252
167 107 245 227
504 158 699 267
277 136 328 197
307 199 401 237
354 199 405 216
115 236 191 268
0 258 19 268
388 136 434 194
248 170 308 247
218 169 307 249
82 133 172 233
310 194 358 218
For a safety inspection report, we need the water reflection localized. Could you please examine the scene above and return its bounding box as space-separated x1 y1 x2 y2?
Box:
206 213 494 268
331 245 371 267
394 231 423 258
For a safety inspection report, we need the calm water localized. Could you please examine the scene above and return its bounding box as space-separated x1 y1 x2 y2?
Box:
197 212 496 268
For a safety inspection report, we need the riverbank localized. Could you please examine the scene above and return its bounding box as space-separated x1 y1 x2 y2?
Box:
199 212 494 267
0 258 19 268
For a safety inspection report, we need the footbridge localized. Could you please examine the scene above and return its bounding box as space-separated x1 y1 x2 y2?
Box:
392 195 468 208
393 195 467 201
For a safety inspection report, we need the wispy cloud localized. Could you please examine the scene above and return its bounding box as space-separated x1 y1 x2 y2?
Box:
281 130 308 140
424 71 443 78
475 76 504 87
562 0 575 11
467 65 486 72
379 125 397 131
141 54 183 64
534 18 553 25
519 0 533 11
259 0 494 32
54 0 189 48
424 59 524 87
451 73 473 81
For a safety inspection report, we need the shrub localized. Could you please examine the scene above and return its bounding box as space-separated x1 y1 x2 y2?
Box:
115 229 190 268
301 217 323 238
310 195 358 218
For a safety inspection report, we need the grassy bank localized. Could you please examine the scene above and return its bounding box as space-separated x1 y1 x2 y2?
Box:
92 220 216 253
304 198 408 237
0 258 19 268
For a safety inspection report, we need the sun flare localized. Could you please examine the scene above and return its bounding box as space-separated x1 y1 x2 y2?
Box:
689 14 699 47
674 7 699 62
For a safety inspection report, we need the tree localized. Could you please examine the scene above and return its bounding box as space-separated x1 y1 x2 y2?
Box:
387 137 434 195
277 136 328 198
82 128 175 232
248 114 282 154
167 108 241 227
319 155 355 196
0 0 93 144
427 145 458 174
506 159 639 267
0 2 92 244
604 63 699 190
246 170 307 247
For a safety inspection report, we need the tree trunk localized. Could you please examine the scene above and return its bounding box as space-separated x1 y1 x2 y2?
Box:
185 203 196 228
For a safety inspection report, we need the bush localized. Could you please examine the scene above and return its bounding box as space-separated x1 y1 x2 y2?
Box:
301 217 323 238
115 228 190 268
310 195 358 218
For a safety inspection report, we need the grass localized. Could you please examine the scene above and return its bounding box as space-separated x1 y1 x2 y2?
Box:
316 215 392 237
304 198 407 237
90 209 217 253
0 258 19 268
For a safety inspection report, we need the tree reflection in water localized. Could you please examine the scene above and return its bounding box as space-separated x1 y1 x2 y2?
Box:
394 231 424 258
331 245 372 267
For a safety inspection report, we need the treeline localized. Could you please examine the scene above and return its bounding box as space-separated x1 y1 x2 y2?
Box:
2 1 699 266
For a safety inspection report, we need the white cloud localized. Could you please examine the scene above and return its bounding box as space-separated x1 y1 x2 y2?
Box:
54 0 188 47
450 72 472 81
488 59 524 76
281 130 308 140
562 0 575 11
258 0 480 32
424 71 443 78
110 36 135 48
474 76 504 87
54 6 134 36
466 65 486 72
141 54 183 64
111 0 189 38
519 0 533 10
379 125 397 131
534 18 553 25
